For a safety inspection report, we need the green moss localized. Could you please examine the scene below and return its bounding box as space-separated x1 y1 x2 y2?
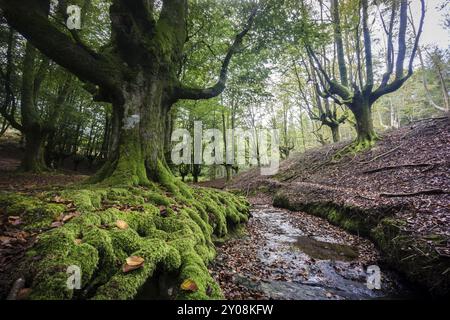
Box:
0 192 65 230
61 189 107 213
176 249 223 300
6 181 250 300
273 192 291 209
272 193 449 296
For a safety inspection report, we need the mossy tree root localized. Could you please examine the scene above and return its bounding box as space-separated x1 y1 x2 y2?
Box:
1 180 250 300
332 133 379 162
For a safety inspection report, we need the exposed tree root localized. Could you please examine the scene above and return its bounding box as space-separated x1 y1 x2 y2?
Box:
362 162 441 174
331 135 379 163
358 145 401 164
379 189 450 197
0 176 250 300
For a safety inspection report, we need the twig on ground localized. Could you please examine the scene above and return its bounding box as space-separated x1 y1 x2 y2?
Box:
379 189 449 198
359 145 401 164
362 162 439 174
356 194 376 201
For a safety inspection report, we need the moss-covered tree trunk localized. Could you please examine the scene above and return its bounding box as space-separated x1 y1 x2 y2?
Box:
192 164 201 183
21 125 47 172
349 98 377 147
225 164 232 182
19 43 49 173
91 77 170 186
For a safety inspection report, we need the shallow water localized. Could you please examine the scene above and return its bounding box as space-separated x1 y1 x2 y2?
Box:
211 204 416 300
136 204 417 300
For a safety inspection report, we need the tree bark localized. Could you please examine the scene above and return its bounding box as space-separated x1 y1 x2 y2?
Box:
351 100 377 144
21 125 47 172
91 78 169 186
19 43 48 172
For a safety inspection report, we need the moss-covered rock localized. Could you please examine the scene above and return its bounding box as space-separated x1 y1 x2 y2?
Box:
2 179 250 300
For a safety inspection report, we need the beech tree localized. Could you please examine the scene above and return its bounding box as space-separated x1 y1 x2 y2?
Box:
305 0 426 148
0 0 258 184
0 26 74 172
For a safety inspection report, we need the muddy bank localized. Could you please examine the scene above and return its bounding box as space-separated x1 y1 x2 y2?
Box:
210 196 417 300
228 117 450 296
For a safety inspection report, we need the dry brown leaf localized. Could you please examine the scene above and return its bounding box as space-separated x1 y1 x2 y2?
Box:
180 279 198 292
17 288 32 300
52 195 65 203
0 236 13 245
115 220 129 230
8 216 22 226
50 221 63 228
122 256 145 273
159 205 168 217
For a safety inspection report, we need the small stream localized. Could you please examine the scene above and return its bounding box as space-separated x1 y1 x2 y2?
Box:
210 204 416 300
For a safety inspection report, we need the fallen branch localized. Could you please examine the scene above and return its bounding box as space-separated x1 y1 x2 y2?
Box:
363 162 438 174
380 189 449 198
356 193 376 201
359 145 401 164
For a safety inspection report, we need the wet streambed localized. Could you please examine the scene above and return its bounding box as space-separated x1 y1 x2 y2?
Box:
210 203 415 300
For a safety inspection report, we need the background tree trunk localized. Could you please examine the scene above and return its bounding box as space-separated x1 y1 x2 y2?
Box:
21 125 47 172
330 124 340 143
19 43 48 172
351 100 377 144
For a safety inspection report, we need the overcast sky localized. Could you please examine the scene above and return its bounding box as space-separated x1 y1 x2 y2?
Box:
411 0 449 49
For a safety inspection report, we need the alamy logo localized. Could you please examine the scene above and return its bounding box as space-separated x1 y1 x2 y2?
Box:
66 265 81 290
50 1 81 30
171 121 280 175
366 265 381 290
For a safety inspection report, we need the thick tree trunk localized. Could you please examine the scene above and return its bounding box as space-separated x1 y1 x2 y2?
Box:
21 126 47 172
351 101 377 145
91 77 172 186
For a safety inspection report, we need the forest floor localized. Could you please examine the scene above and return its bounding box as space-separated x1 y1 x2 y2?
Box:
209 194 417 300
0 116 448 299
221 115 450 296
0 140 88 297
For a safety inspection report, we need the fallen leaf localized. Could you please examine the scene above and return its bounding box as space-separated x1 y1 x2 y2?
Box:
0 236 13 245
206 285 213 296
52 195 65 203
74 239 83 245
62 211 80 223
180 279 198 292
17 288 32 300
115 220 129 230
8 216 22 226
50 221 63 228
159 206 168 217
122 256 145 273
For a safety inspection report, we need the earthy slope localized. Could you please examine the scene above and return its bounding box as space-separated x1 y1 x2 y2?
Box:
229 116 450 296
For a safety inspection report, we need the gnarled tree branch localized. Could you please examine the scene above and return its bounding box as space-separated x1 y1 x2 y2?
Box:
0 0 121 97
173 6 258 101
